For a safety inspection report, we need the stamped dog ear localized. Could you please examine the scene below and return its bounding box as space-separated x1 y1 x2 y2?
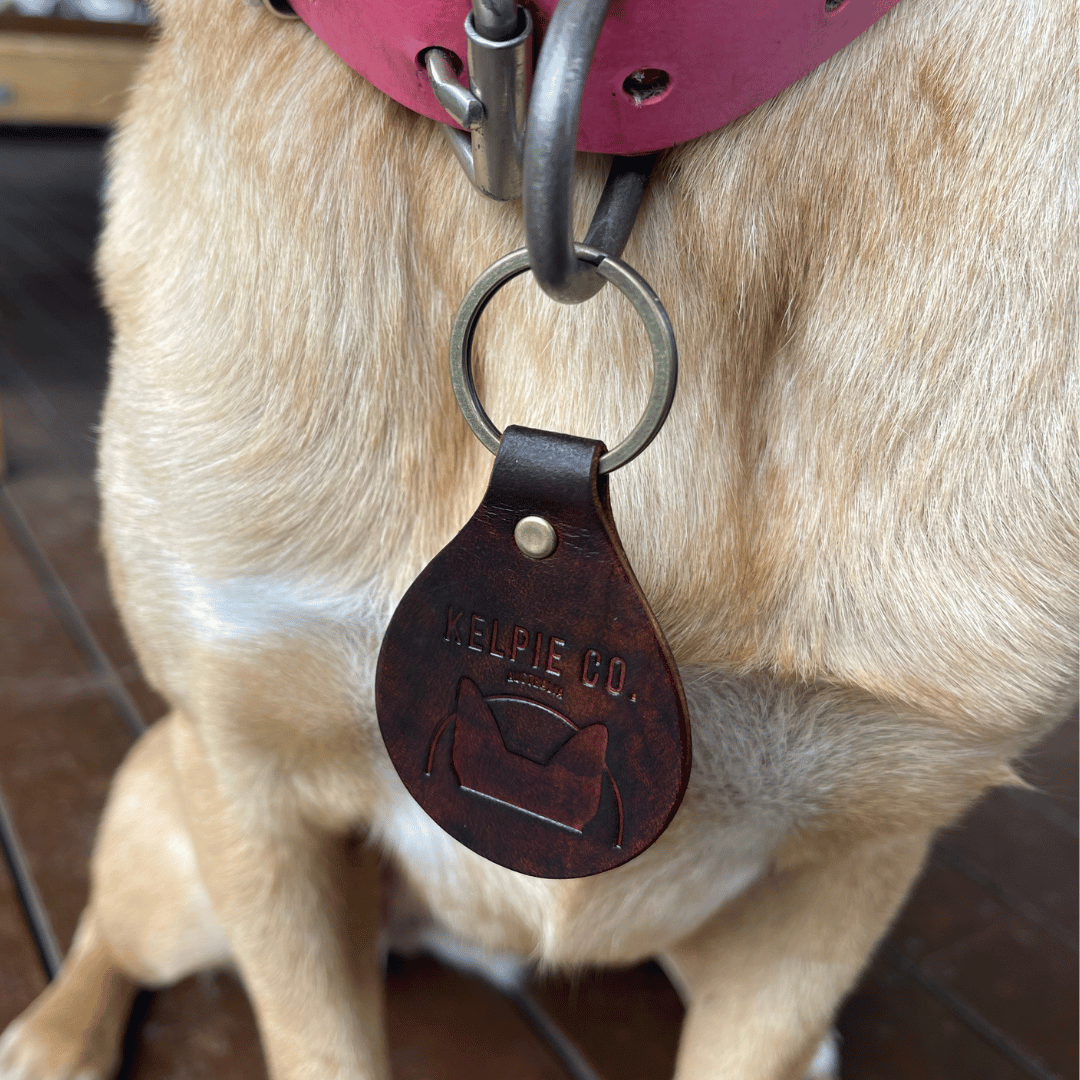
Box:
376 426 689 879
446 675 610 834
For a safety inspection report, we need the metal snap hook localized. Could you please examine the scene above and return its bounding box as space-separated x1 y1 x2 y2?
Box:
524 0 651 305
423 2 533 202
449 245 678 474
425 0 656 257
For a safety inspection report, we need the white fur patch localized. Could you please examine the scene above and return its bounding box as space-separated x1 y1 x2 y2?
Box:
166 559 391 646
415 927 529 992
376 778 479 889
805 1030 841 1080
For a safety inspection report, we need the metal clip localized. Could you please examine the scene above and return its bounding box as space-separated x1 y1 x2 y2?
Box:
466 7 532 201
425 1 532 202
428 0 655 299
425 49 484 131
524 0 658 304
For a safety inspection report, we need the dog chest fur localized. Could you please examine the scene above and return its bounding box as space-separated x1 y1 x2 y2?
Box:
87 0 1077 978
89 545 1050 968
0 1 1074 1078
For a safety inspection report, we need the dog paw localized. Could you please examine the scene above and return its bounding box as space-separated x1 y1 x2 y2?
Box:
0 1016 115 1080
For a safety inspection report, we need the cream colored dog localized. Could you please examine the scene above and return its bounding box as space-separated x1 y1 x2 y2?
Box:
1 0 1076 1077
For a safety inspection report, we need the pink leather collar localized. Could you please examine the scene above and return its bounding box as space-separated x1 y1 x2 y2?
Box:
291 0 903 155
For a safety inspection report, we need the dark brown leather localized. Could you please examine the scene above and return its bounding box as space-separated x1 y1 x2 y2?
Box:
375 426 690 878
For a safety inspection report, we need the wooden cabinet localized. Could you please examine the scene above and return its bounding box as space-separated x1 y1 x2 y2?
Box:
0 14 150 125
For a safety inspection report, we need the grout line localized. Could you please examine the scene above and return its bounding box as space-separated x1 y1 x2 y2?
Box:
501 988 606 1080
0 485 146 739
418 945 605 1080
932 842 1077 953
881 944 1061 1080
0 782 62 979
115 992 155 1080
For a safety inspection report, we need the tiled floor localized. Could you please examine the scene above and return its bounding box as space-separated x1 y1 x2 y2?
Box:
0 127 1076 1080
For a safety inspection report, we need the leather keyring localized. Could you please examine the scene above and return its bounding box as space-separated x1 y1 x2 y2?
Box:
376 425 690 878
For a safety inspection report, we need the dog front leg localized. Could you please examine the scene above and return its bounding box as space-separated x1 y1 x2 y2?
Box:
169 715 389 1080
662 833 929 1080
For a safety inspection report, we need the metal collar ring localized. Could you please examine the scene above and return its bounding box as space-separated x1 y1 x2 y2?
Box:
449 244 678 474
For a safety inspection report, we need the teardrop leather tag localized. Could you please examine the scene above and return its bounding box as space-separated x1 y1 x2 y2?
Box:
375 426 690 878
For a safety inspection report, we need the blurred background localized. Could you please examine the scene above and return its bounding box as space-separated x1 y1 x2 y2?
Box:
0 0 149 129
2 0 150 23
0 10 1076 1079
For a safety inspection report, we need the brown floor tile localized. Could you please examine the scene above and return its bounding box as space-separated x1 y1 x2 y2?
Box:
0 385 55 469
530 962 682 1080
0 516 131 951
0 862 46 1030
916 918 1076 1079
3 387 131 660
7 470 111 613
888 859 1077 1078
0 488 91 693
1 444 164 730
837 957 1033 1080
0 136 110 429
123 955 584 1080
939 786 1077 950
124 975 268 1080
1 390 167 726
891 859 1023 963
0 692 131 952
1017 711 1079 818
386 955 572 1080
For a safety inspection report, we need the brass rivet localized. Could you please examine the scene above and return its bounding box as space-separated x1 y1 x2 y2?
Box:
514 516 557 560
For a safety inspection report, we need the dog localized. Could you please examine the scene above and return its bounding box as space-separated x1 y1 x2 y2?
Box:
0 0 1076 1076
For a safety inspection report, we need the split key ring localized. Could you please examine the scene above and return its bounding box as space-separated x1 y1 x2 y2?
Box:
449 244 678 475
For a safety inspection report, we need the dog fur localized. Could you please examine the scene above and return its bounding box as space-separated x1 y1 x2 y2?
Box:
0 0 1076 1076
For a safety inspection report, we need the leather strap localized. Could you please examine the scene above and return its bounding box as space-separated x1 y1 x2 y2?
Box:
291 0 904 155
